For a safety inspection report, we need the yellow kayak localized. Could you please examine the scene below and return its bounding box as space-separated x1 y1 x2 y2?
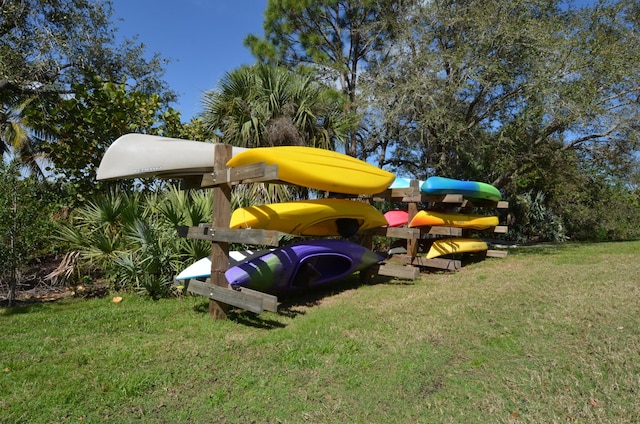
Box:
425 238 488 259
226 146 395 195
230 198 387 237
409 210 499 230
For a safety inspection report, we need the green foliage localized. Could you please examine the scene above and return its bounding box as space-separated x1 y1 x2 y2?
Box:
364 0 640 187
22 76 167 200
56 186 214 297
0 160 59 304
201 64 358 151
556 175 640 241
245 0 409 157
506 191 568 243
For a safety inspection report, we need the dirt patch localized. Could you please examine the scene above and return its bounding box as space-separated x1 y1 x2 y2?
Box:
0 253 107 308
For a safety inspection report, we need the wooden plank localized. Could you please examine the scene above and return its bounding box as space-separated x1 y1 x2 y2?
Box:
200 162 279 187
238 287 278 312
187 280 266 314
423 194 464 204
177 225 281 246
391 254 462 270
492 225 508 234
486 249 508 258
184 280 278 313
378 264 421 280
372 187 420 202
420 226 463 237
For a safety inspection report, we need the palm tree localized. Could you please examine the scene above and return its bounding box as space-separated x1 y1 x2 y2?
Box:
200 64 358 150
0 95 46 178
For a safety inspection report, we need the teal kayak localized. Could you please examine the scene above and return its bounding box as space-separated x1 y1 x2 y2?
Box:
420 176 502 201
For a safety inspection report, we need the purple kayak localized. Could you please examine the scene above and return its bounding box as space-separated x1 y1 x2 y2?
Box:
224 239 383 294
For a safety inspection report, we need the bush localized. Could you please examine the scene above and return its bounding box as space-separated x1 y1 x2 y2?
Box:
0 161 60 304
506 191 568 243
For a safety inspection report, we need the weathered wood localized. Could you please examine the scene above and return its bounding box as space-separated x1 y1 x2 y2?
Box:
187 280 275 314
365 226 420 239
209 144 233 319
238 287 278 312
177 225 281 246
186 279 278 312
200 162 279 187
491 225 508 234
423 194 465 204
378 263 421 280
420 226 463 237
391 254 462 270
486 249 508 258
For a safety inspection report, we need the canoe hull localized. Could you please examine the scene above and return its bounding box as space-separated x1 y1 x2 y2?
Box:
97 133 246 180
421 177 501 201
230 198 387 237
426 238 488 259
226 146 395 195
225 240 384 294
409 210 498 230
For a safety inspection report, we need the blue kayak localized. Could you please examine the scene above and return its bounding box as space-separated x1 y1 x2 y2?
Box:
420 176 502 201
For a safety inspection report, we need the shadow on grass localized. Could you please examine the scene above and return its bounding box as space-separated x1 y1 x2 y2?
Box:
190 271 402 328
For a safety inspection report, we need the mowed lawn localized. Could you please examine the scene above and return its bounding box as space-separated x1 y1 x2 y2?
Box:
2 241 639 423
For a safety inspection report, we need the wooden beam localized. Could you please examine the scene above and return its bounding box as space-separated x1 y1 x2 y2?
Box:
208 144 233 319
486 250 508 258
200 162 279 187
186 280 277 314
390 254 462 270
378 264 421 280
420 226 463 237
177 225 281 246
423 194 464 204
491 225 508 234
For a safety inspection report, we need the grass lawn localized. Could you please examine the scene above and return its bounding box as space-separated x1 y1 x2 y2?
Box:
2 241 640 423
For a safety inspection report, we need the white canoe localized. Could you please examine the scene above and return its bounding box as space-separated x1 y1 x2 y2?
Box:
175 250 272 281
97 133 247 180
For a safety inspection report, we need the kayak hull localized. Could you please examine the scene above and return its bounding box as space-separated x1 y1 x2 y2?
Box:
425 238 488 259
226 146 395 195
409 210 498 230
421 177 501 201
97 133 246 180
175 250 272 281
384 210 409 227
224 239 384 294
230 198 387 237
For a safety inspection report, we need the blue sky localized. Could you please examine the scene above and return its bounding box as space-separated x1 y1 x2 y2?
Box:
110 1 267 122
110 1 596 123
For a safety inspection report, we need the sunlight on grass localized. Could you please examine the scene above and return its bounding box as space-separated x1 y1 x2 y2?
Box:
2 241 640 423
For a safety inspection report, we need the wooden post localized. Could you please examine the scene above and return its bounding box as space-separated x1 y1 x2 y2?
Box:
406 179 420 258
209 144 233 319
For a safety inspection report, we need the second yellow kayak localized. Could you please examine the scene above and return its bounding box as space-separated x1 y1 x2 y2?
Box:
409 210 499 230
230 198 387 237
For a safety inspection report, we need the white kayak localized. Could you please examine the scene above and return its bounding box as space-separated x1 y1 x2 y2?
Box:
175 250 272 281
97 133 247 180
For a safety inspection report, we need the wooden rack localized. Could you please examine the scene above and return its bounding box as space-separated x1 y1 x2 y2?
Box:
371 181 509 279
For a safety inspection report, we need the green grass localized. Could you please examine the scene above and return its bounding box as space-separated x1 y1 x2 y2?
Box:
2 241 640 423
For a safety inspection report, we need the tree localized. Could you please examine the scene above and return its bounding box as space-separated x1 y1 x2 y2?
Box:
1 0 176 180
363 0 640 192
0 0 172 104
245 0 410 157
200 63 357 150
22 75 170 200
0 160 59 305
